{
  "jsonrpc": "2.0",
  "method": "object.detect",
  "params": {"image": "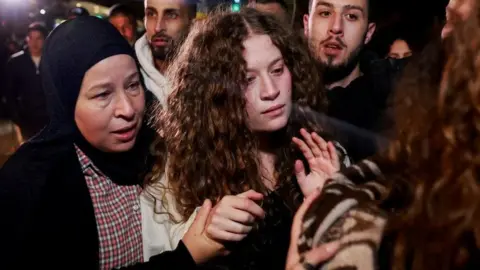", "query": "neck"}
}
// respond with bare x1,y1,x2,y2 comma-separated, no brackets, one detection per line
257,133,278,190
154,59,168,74
326,64,362,89
31,52,41,57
